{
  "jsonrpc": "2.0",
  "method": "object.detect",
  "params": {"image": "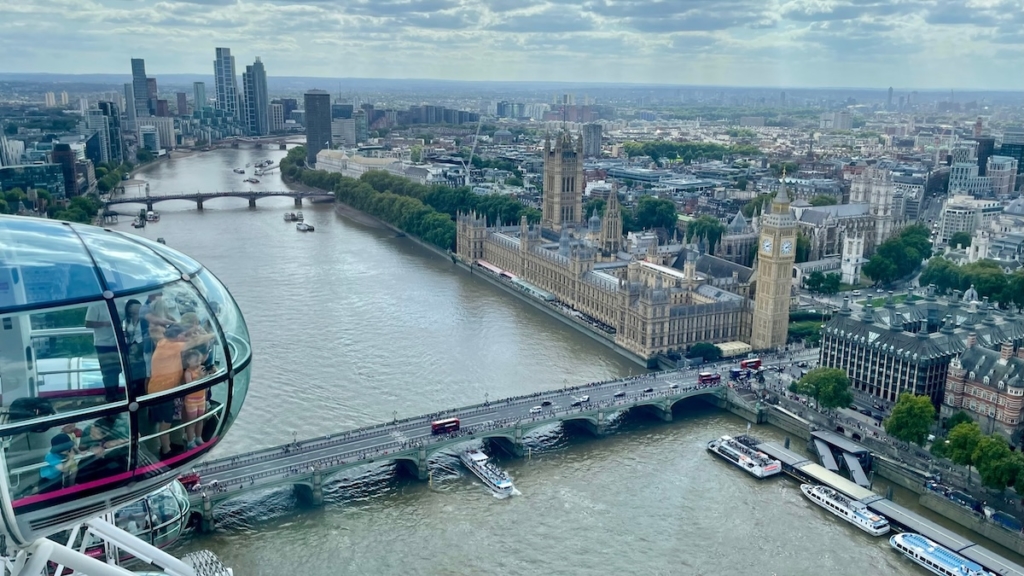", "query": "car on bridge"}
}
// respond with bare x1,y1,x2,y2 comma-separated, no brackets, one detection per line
643,387,654,393
614,391,626,398
541,400,553,407
529,406,543,414
579,395,590,402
